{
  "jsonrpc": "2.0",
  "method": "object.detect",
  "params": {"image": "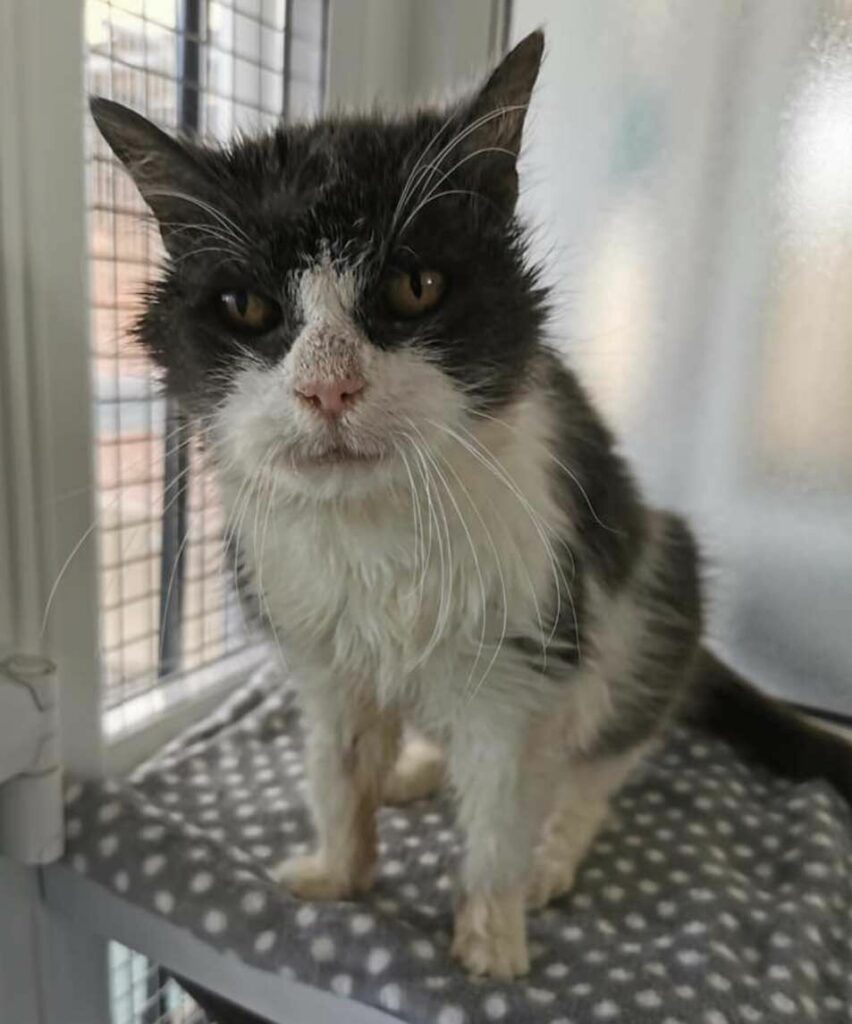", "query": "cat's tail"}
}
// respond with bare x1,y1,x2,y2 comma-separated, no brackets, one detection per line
683,648,852,805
